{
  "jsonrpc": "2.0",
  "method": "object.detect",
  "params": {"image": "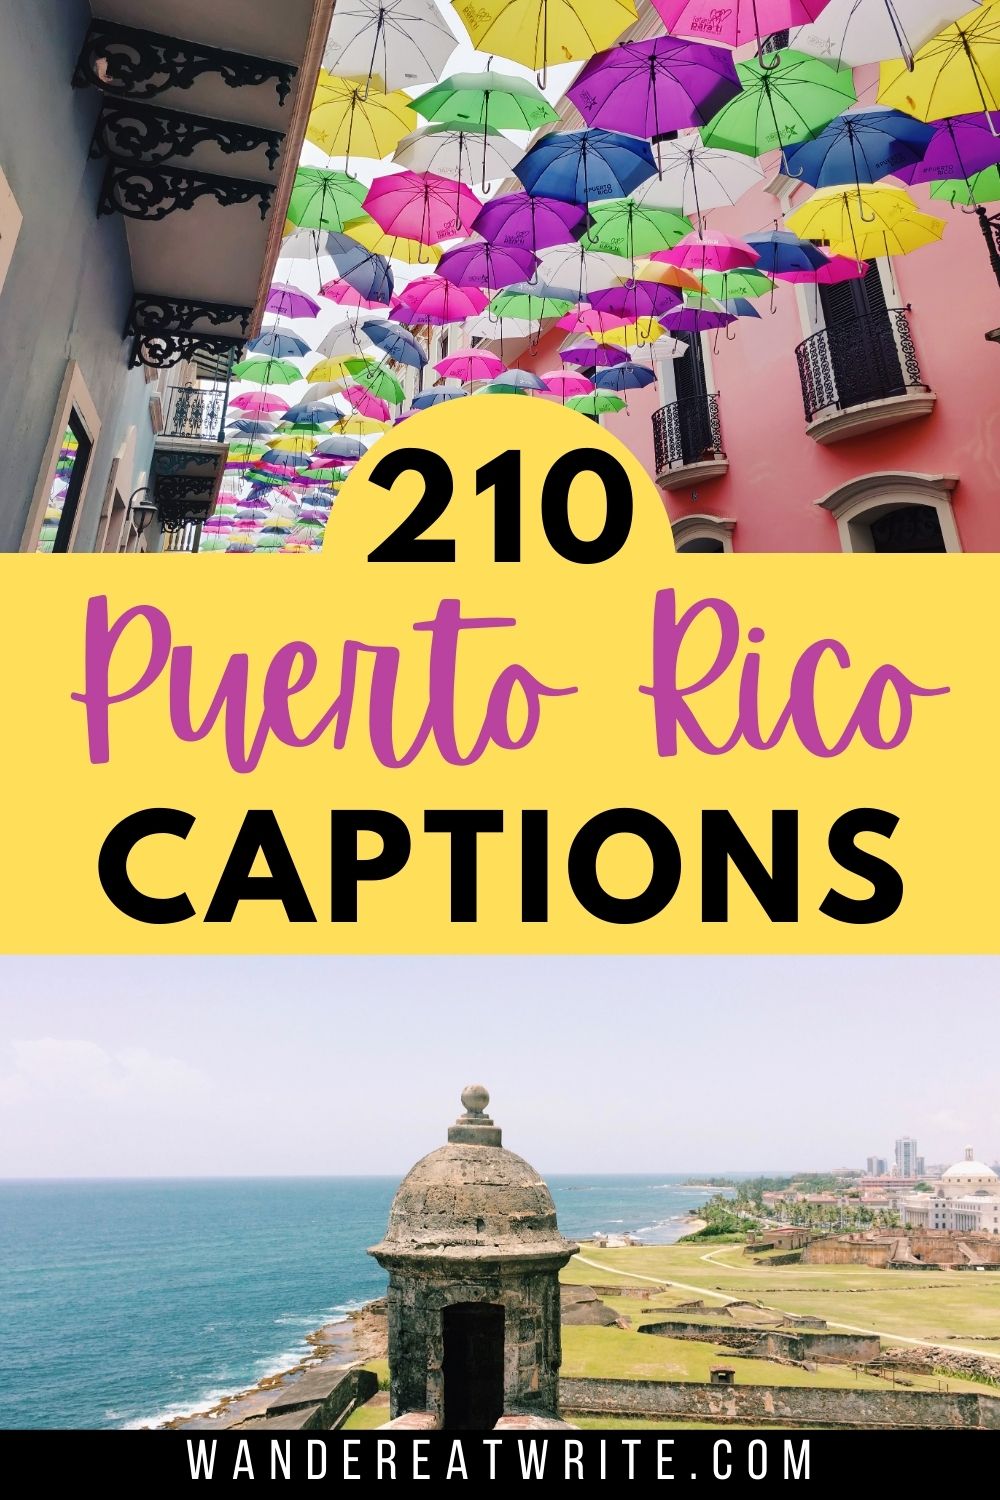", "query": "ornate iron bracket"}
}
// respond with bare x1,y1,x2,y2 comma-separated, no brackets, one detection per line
977,205,1000,293
99,159,275,222
126,295,251,371
153,452,221,476
73,21,297,105
90,98,284,171
154,475,219,530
